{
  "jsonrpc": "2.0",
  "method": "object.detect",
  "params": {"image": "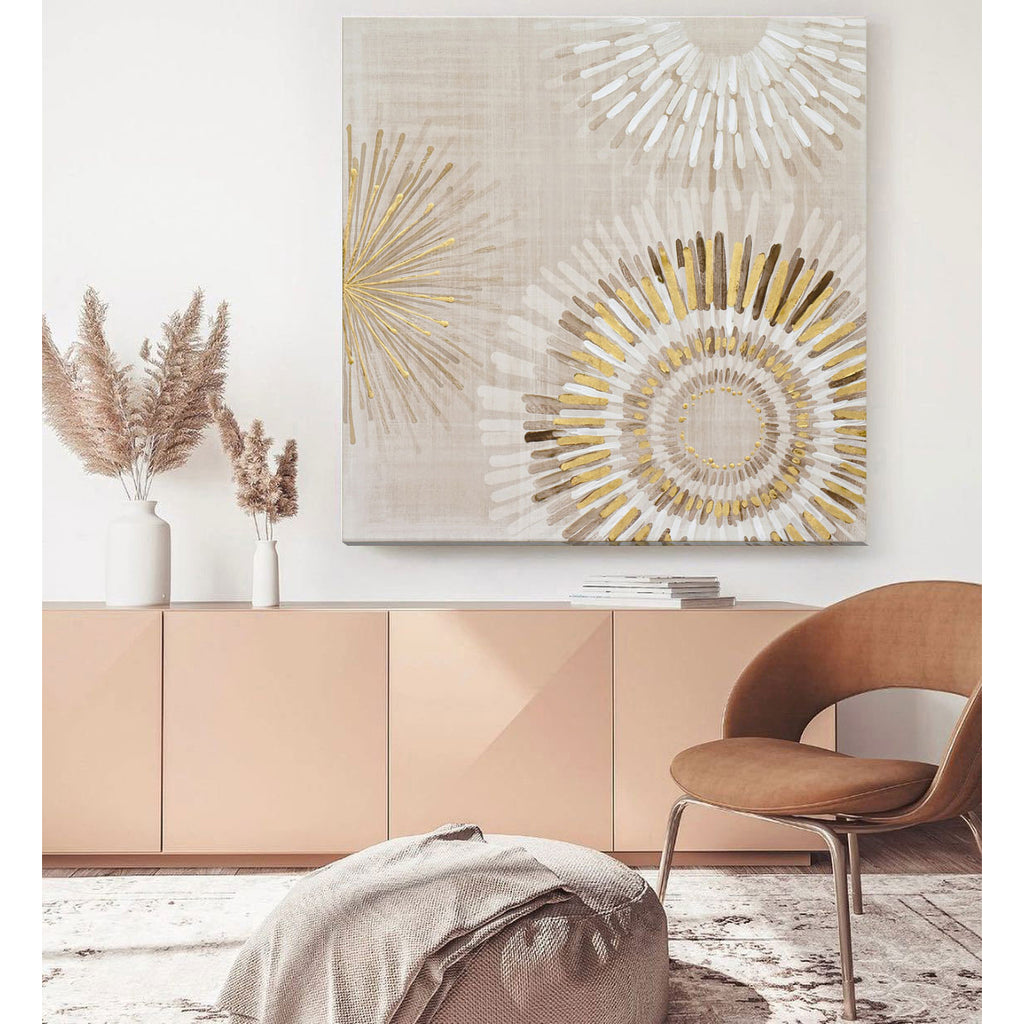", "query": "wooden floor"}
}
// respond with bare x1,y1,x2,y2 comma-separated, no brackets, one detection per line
43,820,980,877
